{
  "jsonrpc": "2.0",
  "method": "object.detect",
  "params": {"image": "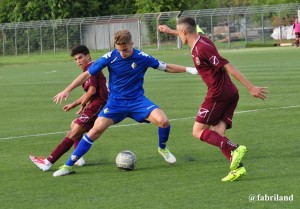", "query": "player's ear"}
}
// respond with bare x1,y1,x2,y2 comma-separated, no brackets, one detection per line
86,54,91,60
